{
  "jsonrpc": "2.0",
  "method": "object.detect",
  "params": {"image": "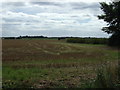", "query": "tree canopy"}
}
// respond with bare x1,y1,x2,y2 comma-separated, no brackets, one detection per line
98,1,120,47
98,1,120,34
